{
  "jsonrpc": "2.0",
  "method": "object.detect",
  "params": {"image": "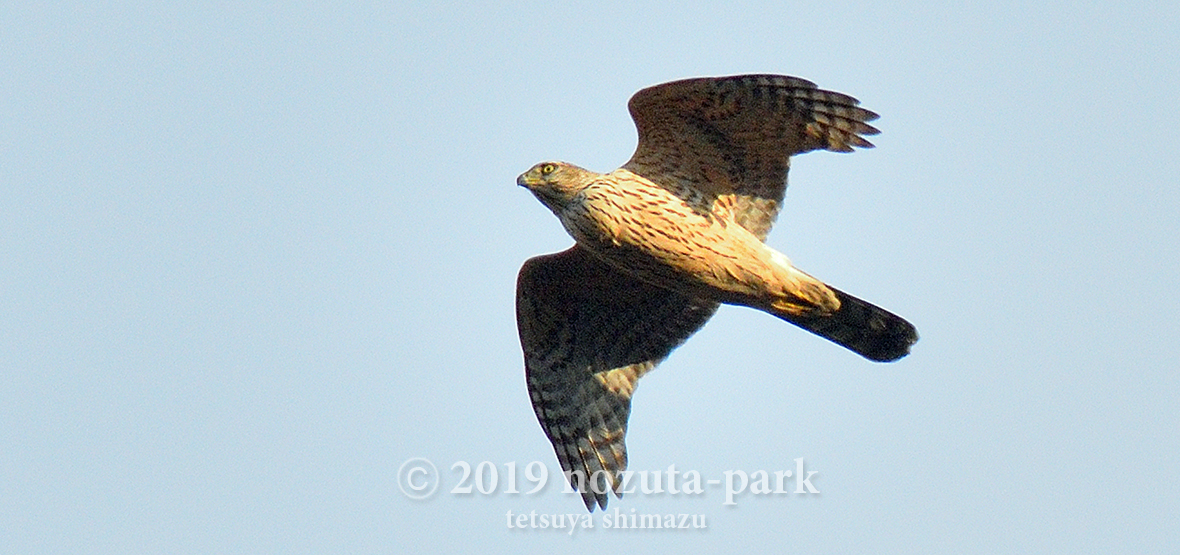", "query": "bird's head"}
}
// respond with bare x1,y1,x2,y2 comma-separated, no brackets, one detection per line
517,161,597,212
